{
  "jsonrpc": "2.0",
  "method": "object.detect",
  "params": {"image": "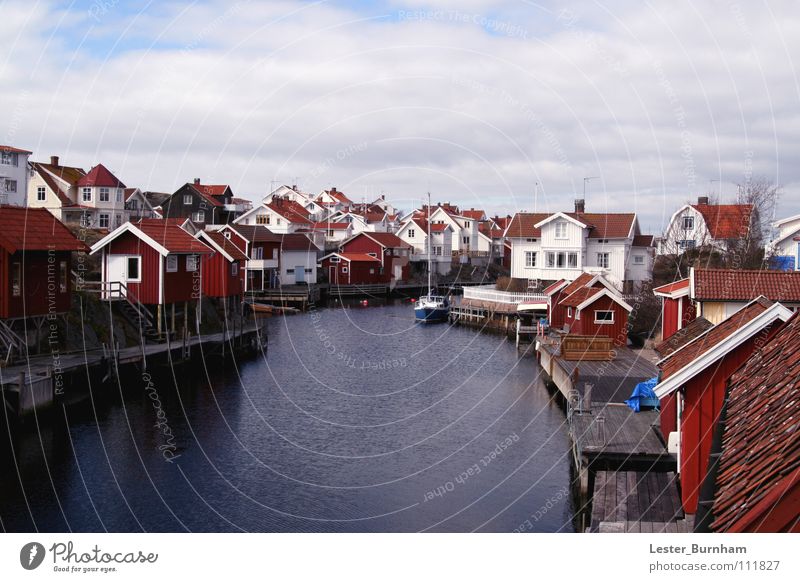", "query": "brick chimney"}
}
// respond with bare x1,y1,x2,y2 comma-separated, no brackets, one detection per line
194,178,201,185
330,186,337,193
697,196,709,205
574,198,585,213
50,155,59,166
